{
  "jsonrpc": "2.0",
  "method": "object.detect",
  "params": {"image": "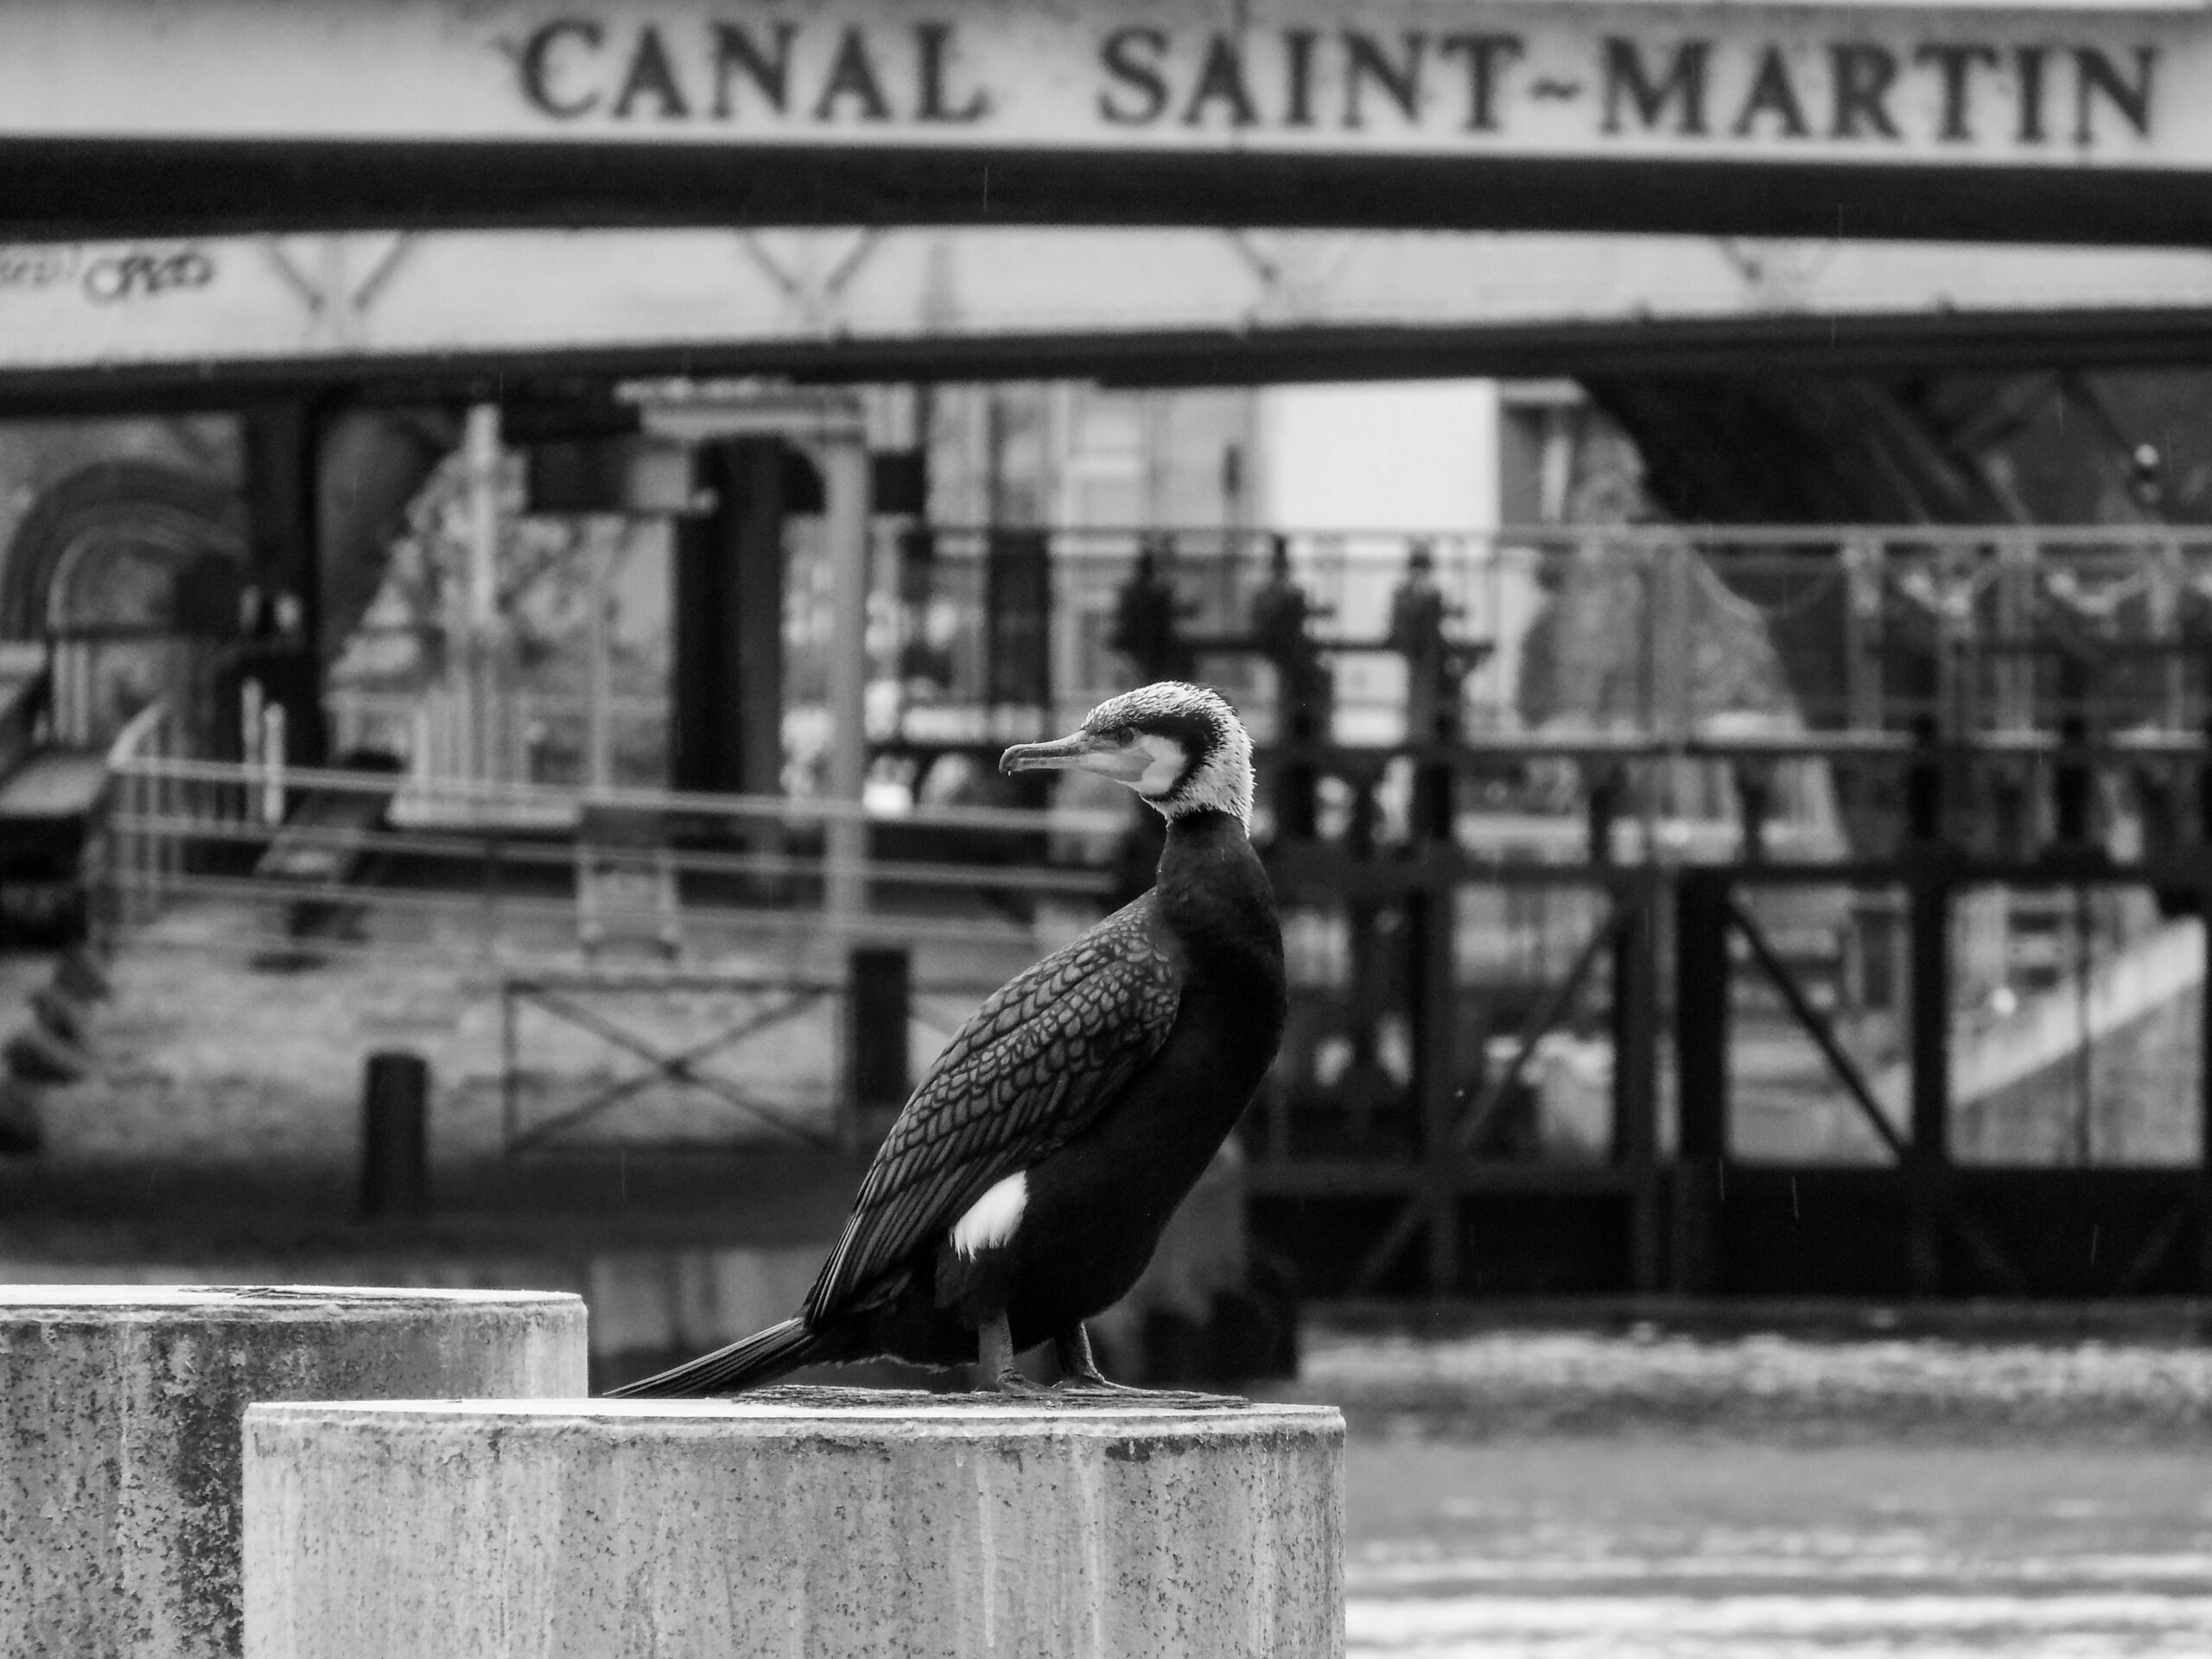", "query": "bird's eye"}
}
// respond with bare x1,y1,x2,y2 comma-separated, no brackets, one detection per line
1114,728,1139,747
